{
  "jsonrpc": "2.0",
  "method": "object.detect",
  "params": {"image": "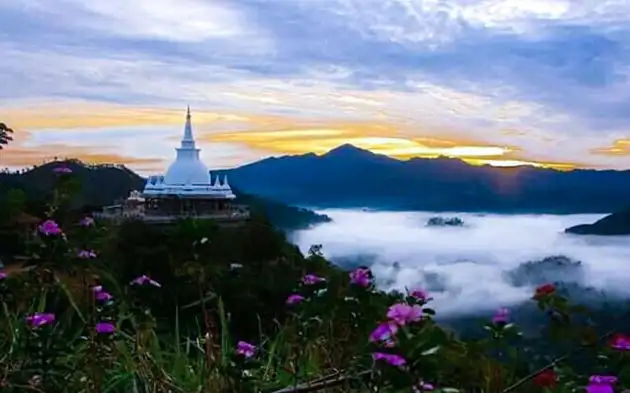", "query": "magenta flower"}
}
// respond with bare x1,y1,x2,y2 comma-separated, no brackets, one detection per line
0,272,6,280
26,312,55,328
79,217,95,227
369,322,398,347
410,288,429,302
372,352,406,367
38,219,61,236
586,375,617,393
53,165,72,174
78,249,97,259
610,334,630,351
236,341,256,358
302,274,326,285
286,294,305,305
130,275,161,287
387,303,423,326
492,308,510,325
96,321,116,334
349,268,371,287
